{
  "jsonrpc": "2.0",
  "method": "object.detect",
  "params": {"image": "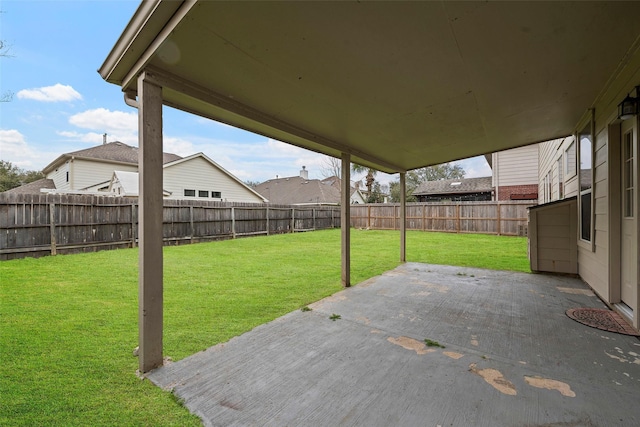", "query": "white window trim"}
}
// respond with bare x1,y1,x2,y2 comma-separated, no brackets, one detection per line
577,110,595,251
